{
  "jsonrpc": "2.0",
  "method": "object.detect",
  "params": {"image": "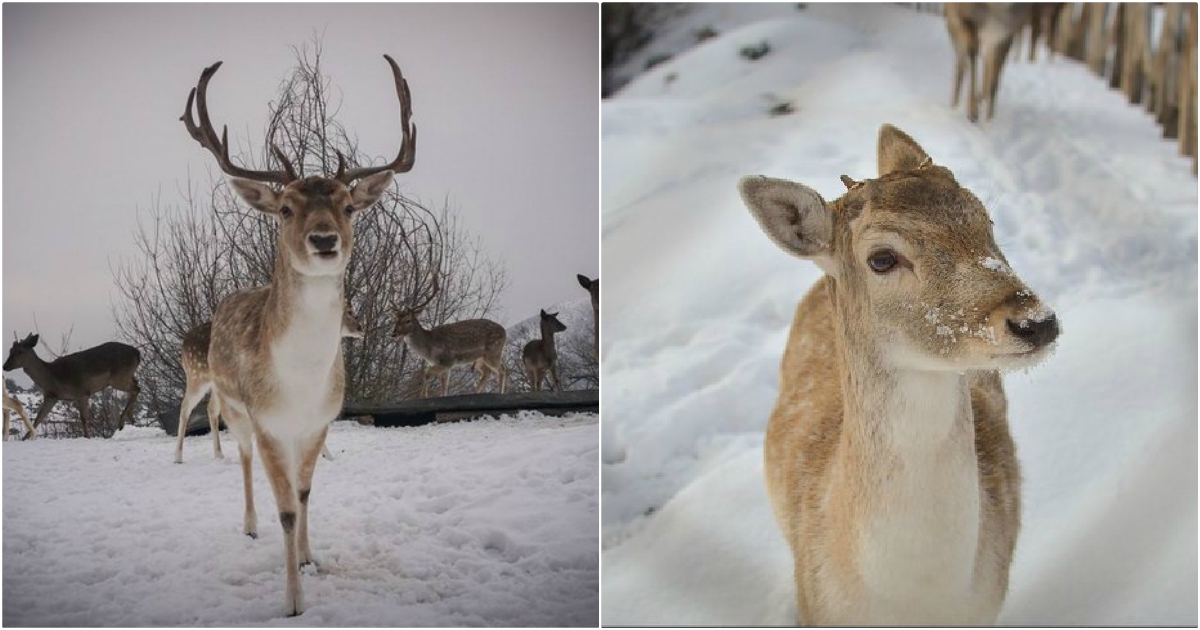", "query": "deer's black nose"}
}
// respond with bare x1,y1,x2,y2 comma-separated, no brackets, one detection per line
309,234,339,252
1007,314,1060,348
